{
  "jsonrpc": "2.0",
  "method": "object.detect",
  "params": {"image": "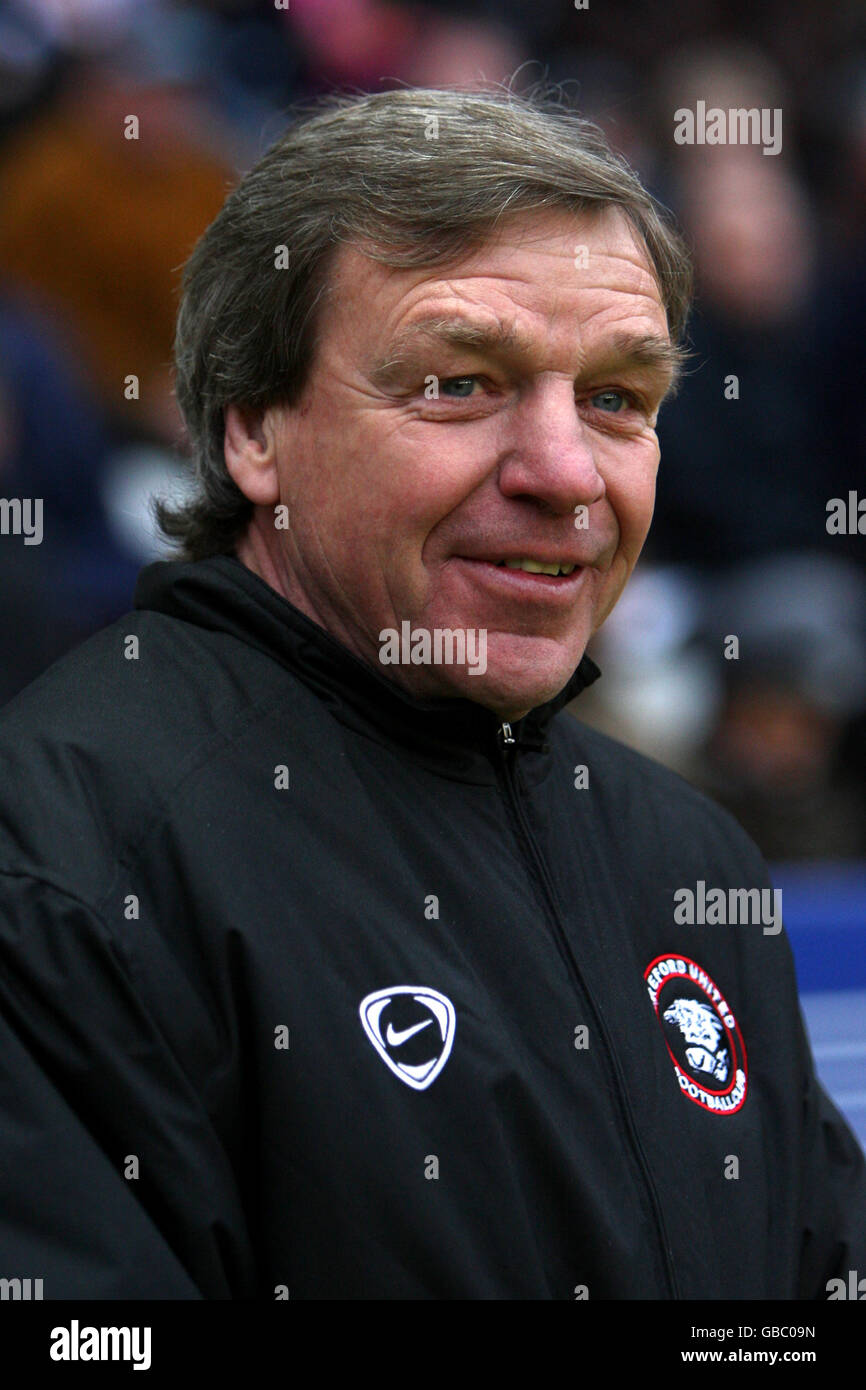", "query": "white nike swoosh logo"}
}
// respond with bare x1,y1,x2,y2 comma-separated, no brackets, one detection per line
386,1019,434,1046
